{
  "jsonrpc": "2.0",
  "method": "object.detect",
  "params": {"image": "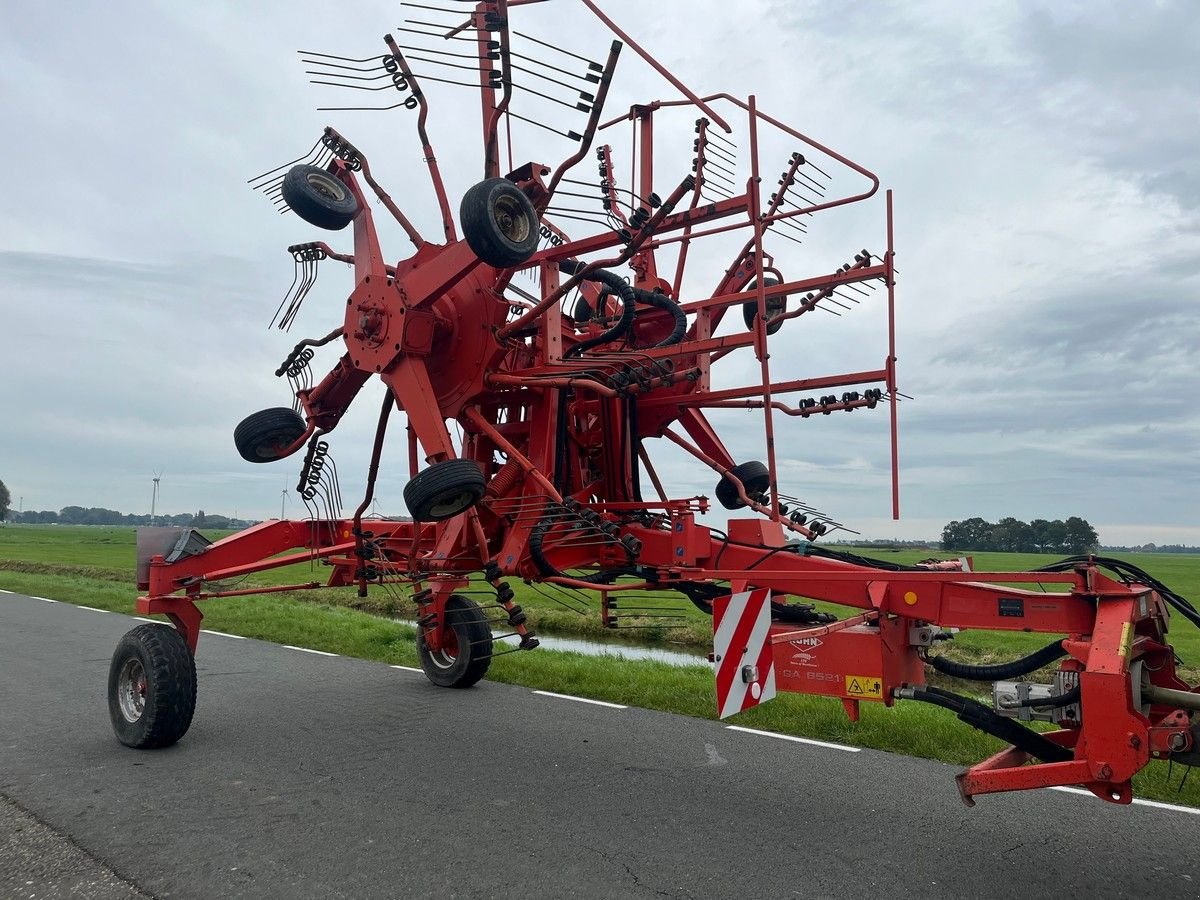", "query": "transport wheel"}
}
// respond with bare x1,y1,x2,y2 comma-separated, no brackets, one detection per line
403,459,486,521
459,177,540,268
741,276,787,335
281,164,360,231
715,460,771,510
108,624,197,749
233,407,307,463
417,595,493,688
